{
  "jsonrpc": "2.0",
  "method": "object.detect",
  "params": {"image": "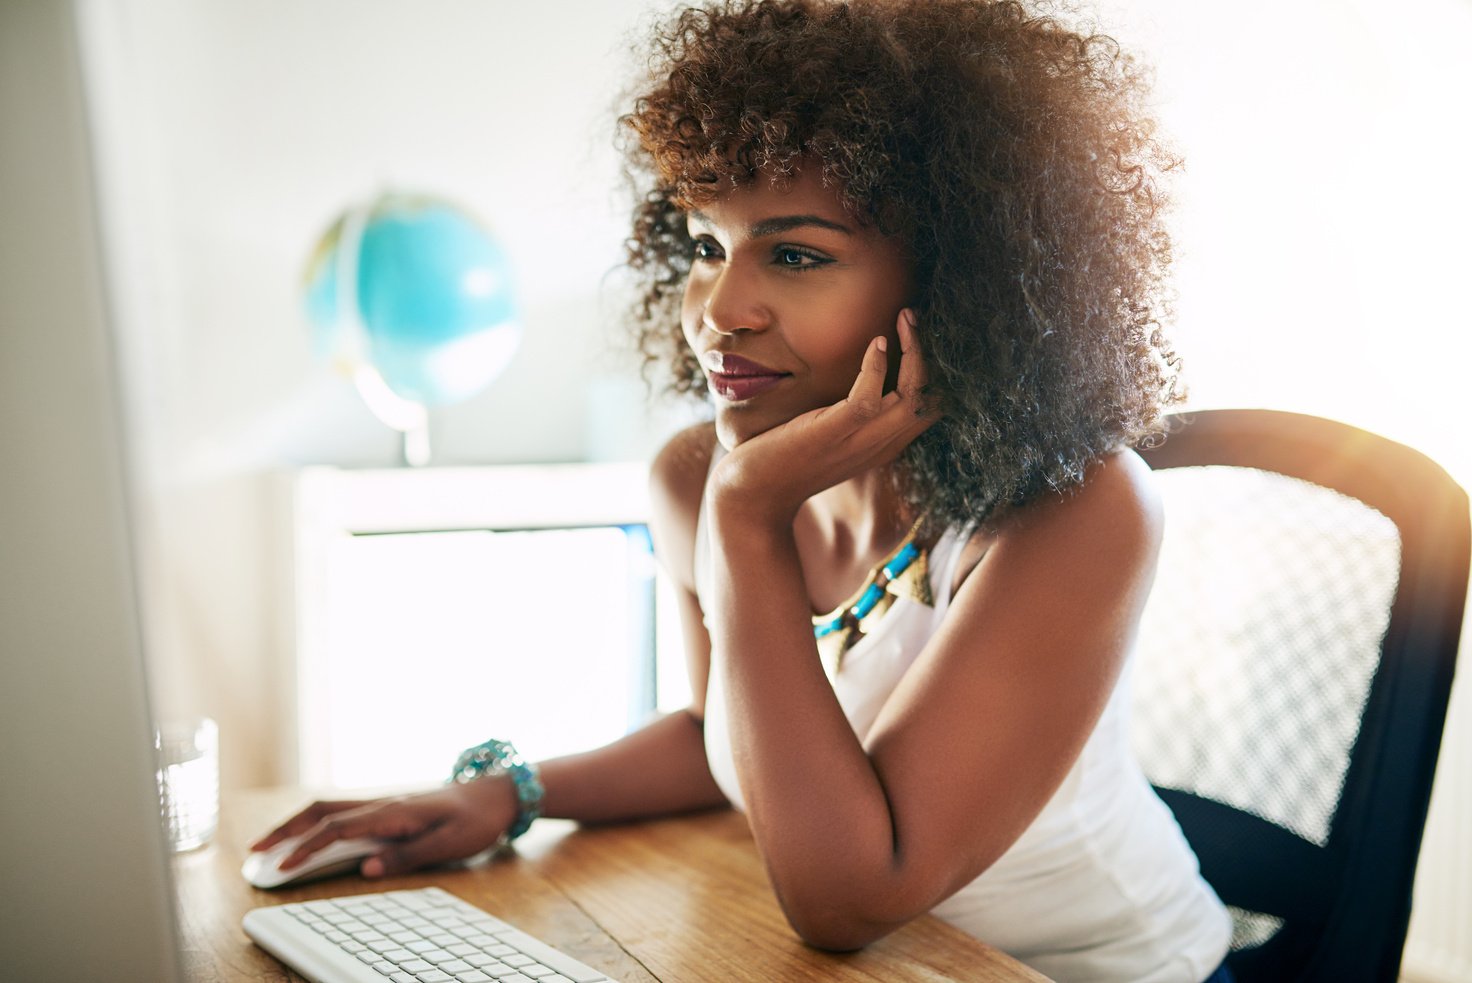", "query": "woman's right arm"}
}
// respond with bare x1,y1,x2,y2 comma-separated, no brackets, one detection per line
252,423,723,876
